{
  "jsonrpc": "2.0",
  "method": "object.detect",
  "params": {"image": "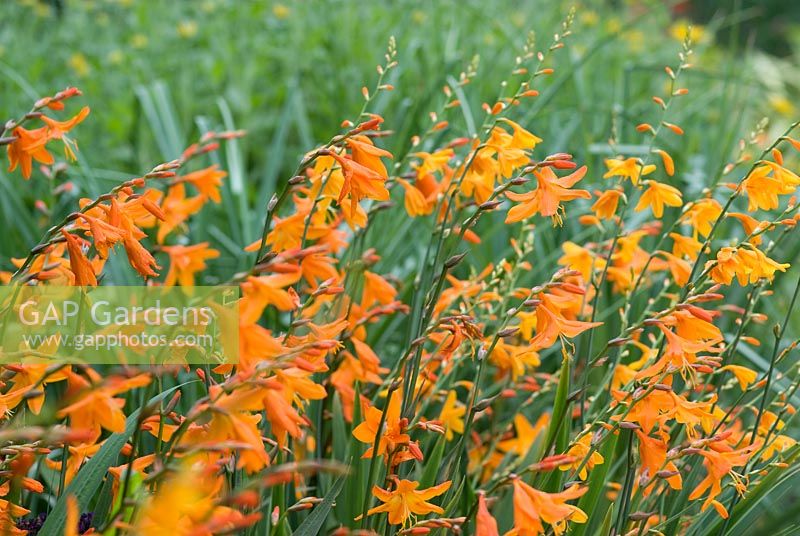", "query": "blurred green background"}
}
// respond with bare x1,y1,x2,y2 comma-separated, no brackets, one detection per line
2,0,799,271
